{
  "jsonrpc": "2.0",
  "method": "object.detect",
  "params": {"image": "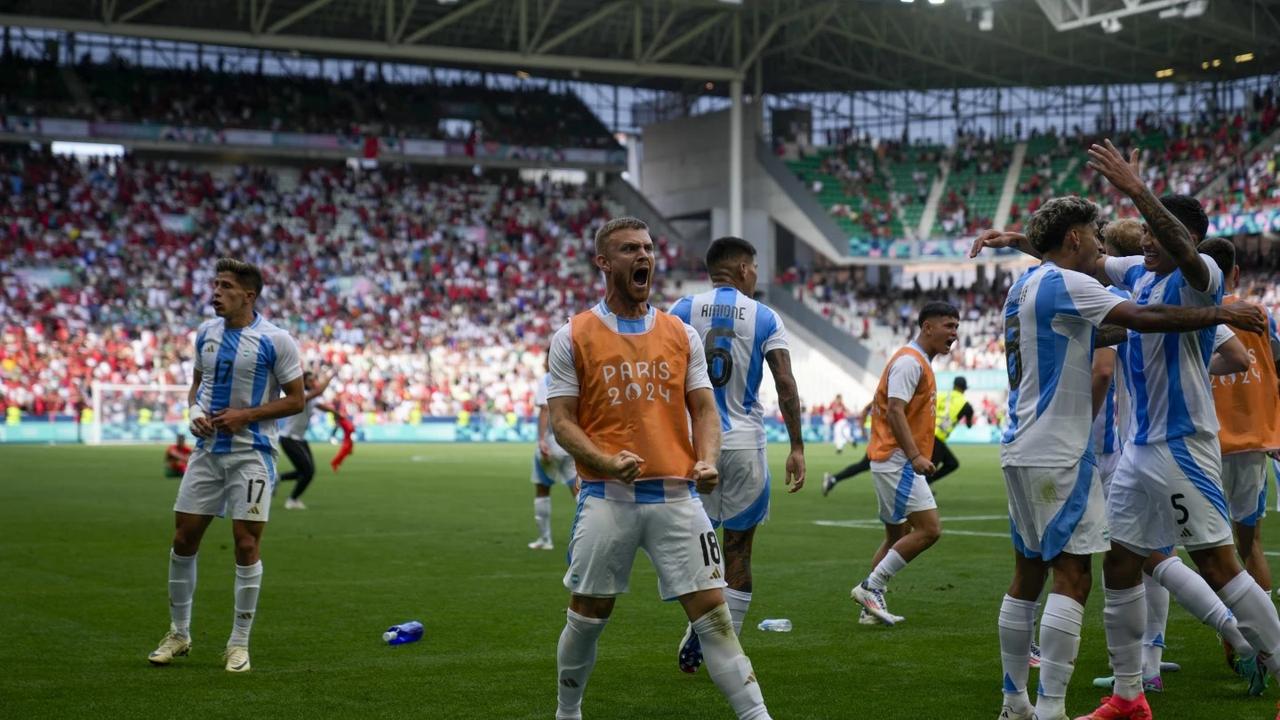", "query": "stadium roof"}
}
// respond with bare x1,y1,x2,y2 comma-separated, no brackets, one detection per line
1,0,1276,92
